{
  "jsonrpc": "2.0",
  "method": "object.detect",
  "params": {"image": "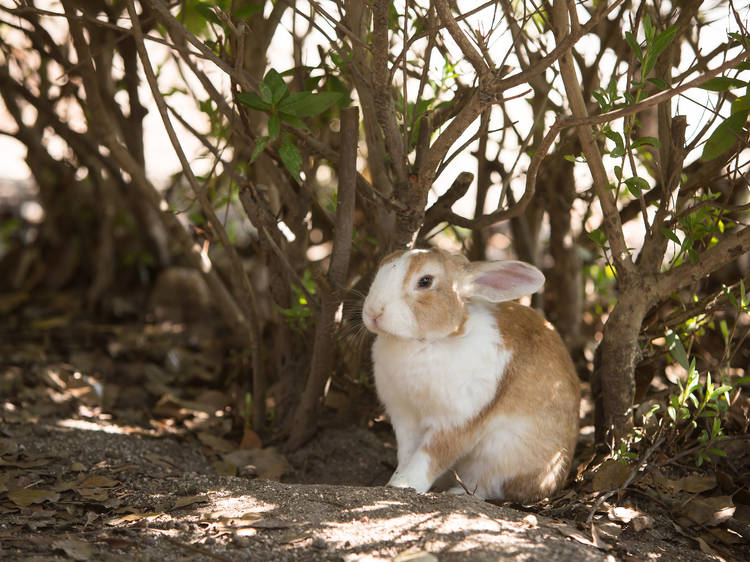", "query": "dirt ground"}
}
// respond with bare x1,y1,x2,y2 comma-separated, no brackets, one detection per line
0,419,736,562
1,294,748,561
